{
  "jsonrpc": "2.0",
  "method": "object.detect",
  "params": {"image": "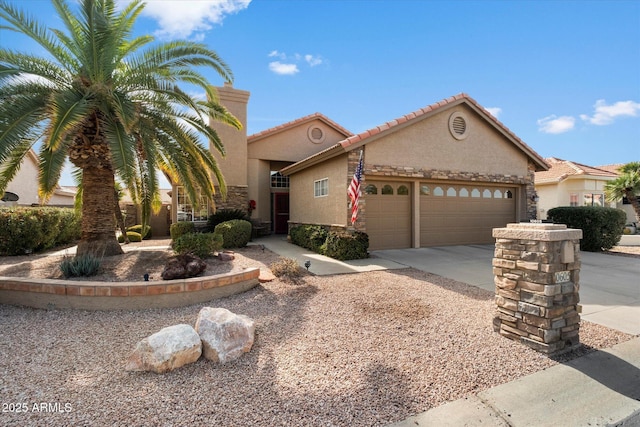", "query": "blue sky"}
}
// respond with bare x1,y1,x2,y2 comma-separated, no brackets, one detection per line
2,0,639,187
